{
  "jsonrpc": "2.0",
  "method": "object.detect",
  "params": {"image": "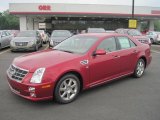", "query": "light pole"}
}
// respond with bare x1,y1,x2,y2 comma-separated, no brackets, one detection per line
132,0,135,18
